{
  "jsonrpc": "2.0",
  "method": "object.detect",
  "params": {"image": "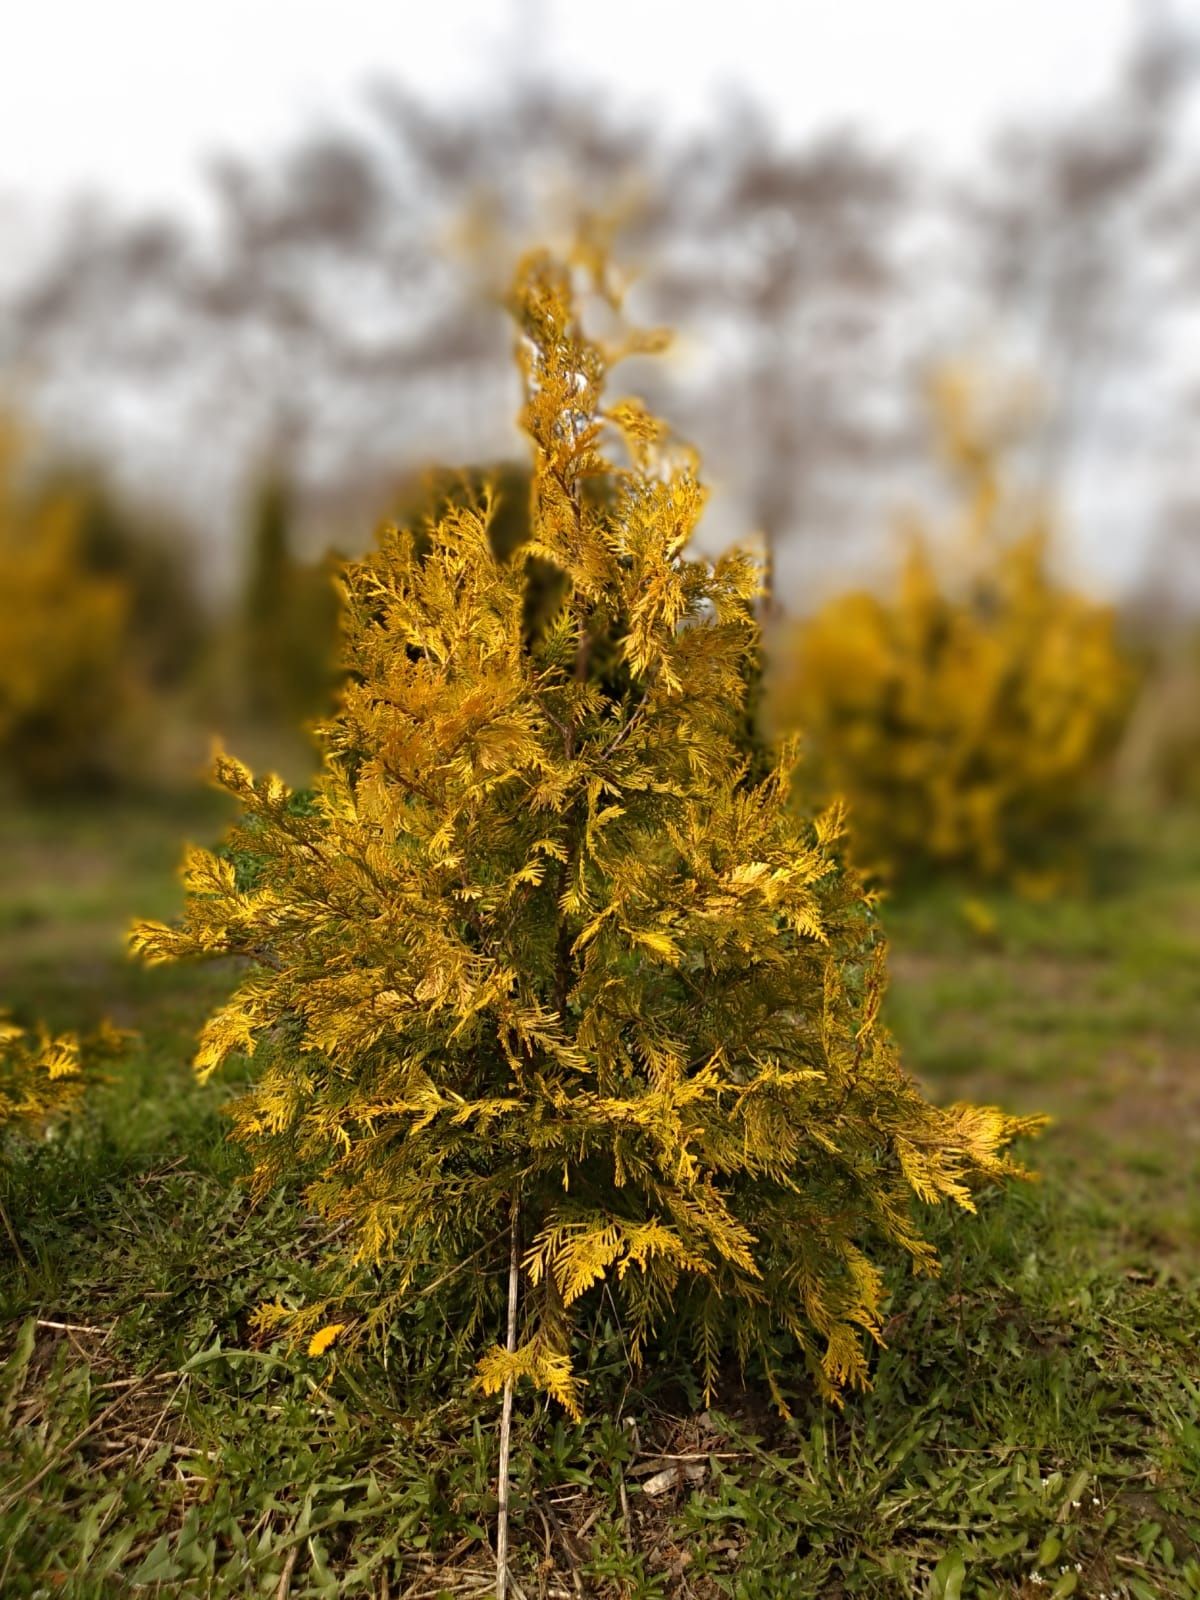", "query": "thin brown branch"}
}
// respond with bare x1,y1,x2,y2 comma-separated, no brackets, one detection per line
494,1189,521,1600
275,1539,301,1600
0,1197,28,1271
